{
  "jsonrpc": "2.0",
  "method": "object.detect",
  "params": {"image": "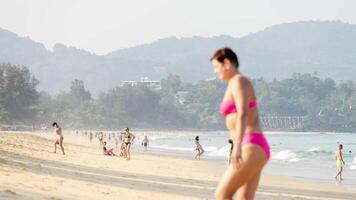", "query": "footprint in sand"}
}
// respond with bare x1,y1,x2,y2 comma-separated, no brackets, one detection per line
4,189,17,195
49,197,63,200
